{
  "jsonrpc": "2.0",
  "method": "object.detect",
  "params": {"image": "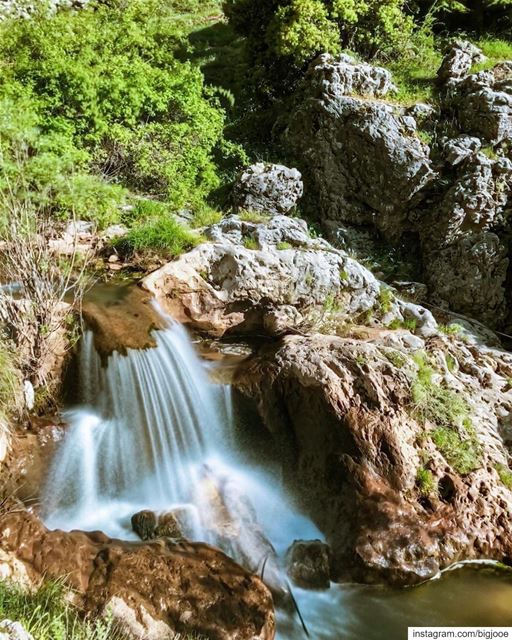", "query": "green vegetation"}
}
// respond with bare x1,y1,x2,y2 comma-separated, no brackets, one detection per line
377,287,395,314
411,351,468,428
242,237,260,250
224,0,415,98
446,353,457,373
416,467,437,496
0,580,124,640
495,463,512,490
276,241,293,250
238,210,270,223
387,318,417,331
0,337,20,424
384,350,408,368
410,352,481,474
323,292,341,313
116,216,202,258
431,423,481,475
0,0,244,233
439,323,463,336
